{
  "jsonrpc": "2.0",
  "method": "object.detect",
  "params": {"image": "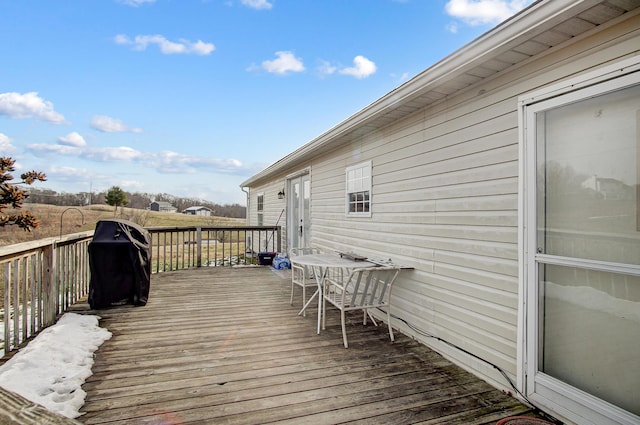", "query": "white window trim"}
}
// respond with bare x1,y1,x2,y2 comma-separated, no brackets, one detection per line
286,167,311,180
256,192,264,226
345,160,372,217
518,56,640,425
